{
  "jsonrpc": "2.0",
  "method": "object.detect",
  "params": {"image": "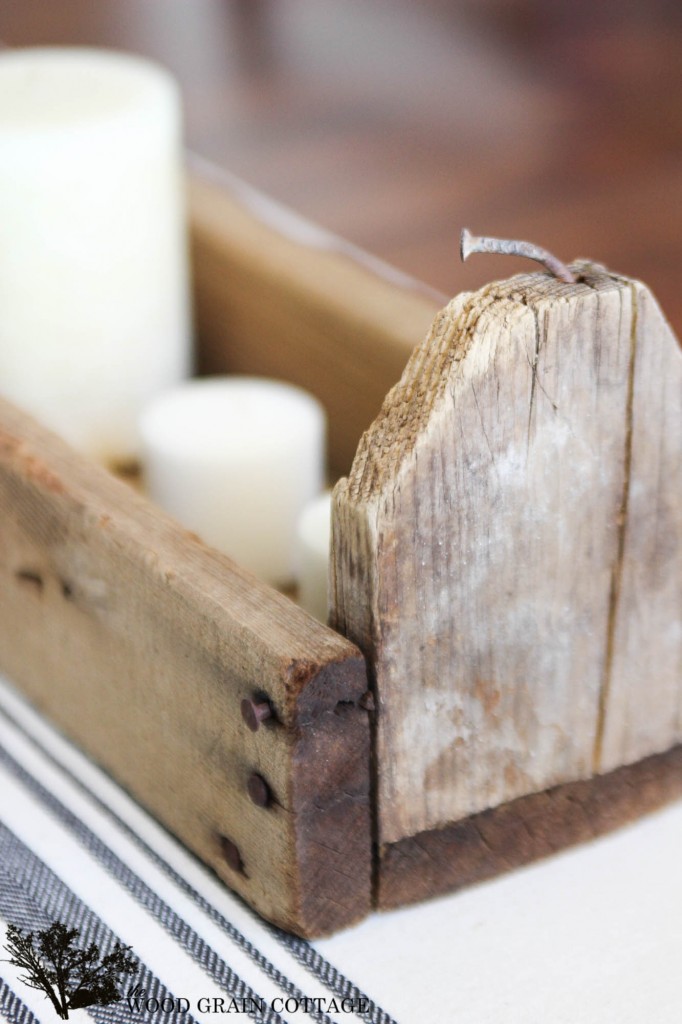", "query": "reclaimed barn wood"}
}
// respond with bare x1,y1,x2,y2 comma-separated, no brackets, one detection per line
331,263,682,848
0,397,371,938
188,161,444,477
